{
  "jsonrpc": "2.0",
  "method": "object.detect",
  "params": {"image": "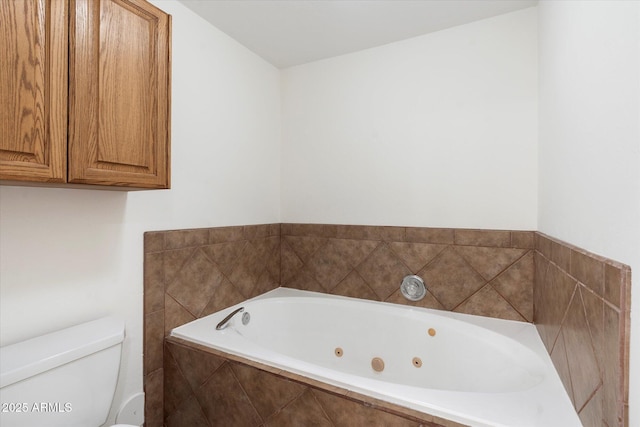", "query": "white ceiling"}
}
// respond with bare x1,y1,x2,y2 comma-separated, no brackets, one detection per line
178,0,538,69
